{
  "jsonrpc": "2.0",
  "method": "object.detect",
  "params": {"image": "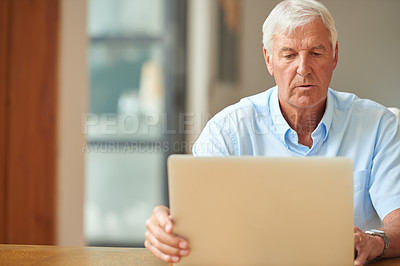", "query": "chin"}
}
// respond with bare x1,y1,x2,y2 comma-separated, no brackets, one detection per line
291,97,325,110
